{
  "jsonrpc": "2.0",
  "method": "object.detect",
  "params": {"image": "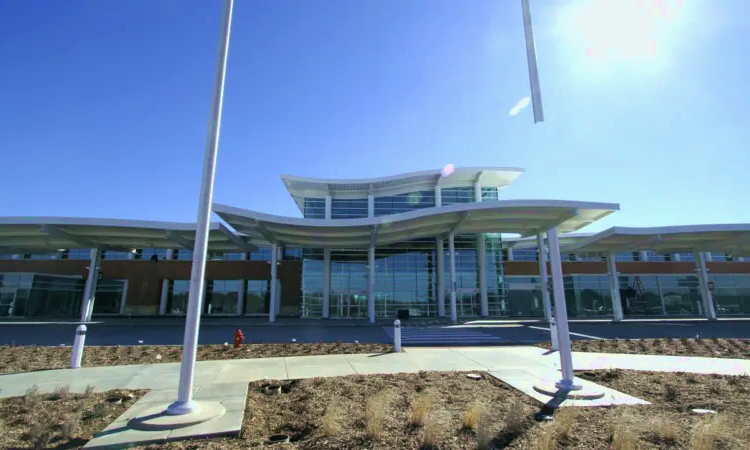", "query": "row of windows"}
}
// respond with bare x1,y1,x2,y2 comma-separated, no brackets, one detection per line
167,279,270,315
